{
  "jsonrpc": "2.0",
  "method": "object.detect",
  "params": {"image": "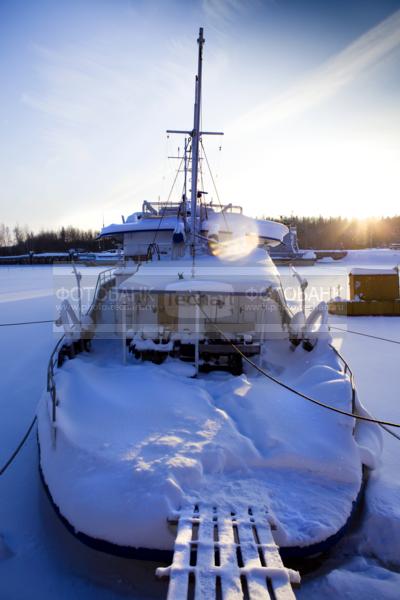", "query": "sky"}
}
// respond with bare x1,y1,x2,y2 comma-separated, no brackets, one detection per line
0,0,400,232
